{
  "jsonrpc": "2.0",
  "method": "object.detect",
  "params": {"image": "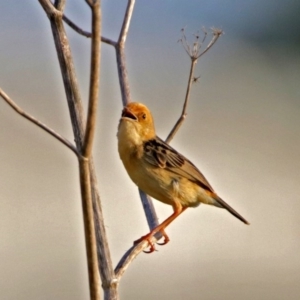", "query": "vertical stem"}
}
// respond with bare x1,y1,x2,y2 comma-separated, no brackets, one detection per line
47,9,117,299
83,1,101,157
50,14,86,147
79,157,101,300
115,46,131,106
